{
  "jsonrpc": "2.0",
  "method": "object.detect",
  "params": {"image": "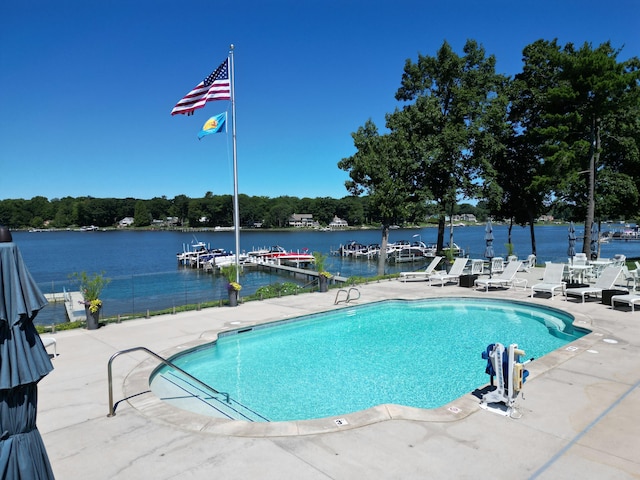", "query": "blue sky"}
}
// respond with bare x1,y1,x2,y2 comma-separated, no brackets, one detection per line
1,0,638,201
